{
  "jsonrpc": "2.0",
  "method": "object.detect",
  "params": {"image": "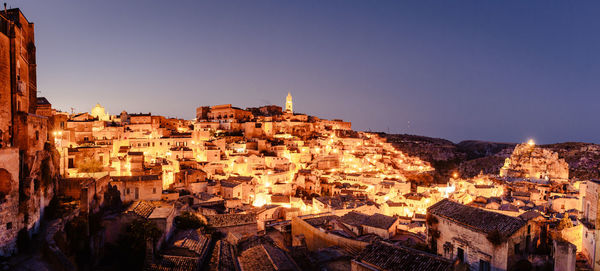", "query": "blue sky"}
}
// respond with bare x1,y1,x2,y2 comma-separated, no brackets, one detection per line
12,0,600,143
